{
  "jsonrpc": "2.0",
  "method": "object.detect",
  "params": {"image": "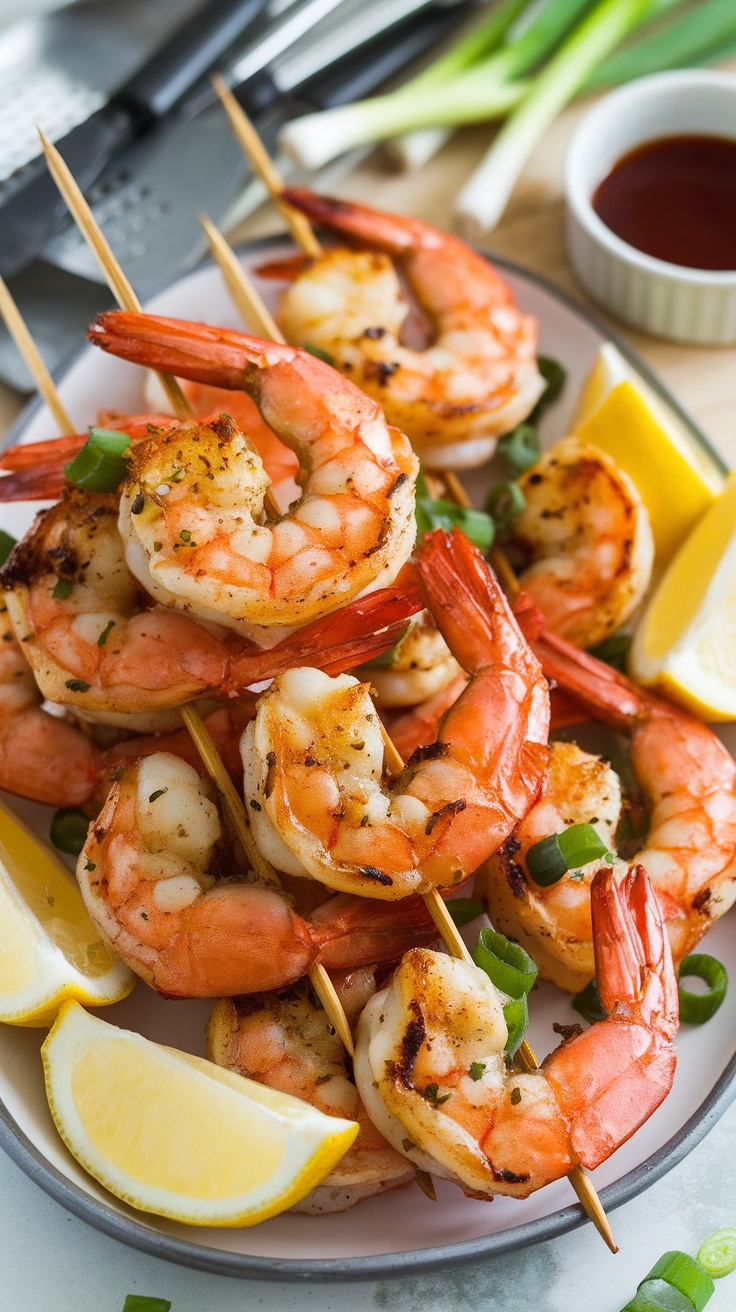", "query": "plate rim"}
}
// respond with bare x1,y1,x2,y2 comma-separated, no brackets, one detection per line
0,241,733,1282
